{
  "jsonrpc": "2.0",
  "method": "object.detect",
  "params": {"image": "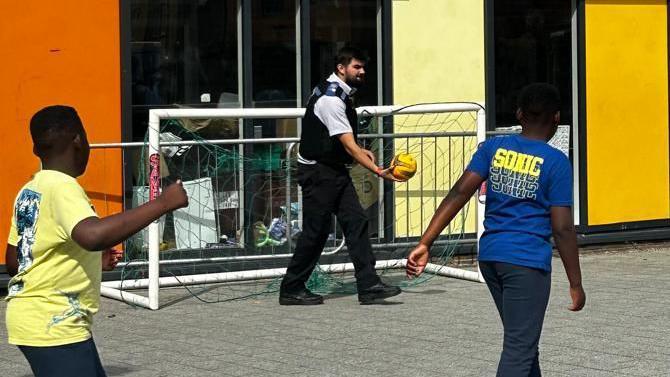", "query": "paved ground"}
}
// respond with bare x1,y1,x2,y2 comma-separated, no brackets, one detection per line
1,243,669,377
